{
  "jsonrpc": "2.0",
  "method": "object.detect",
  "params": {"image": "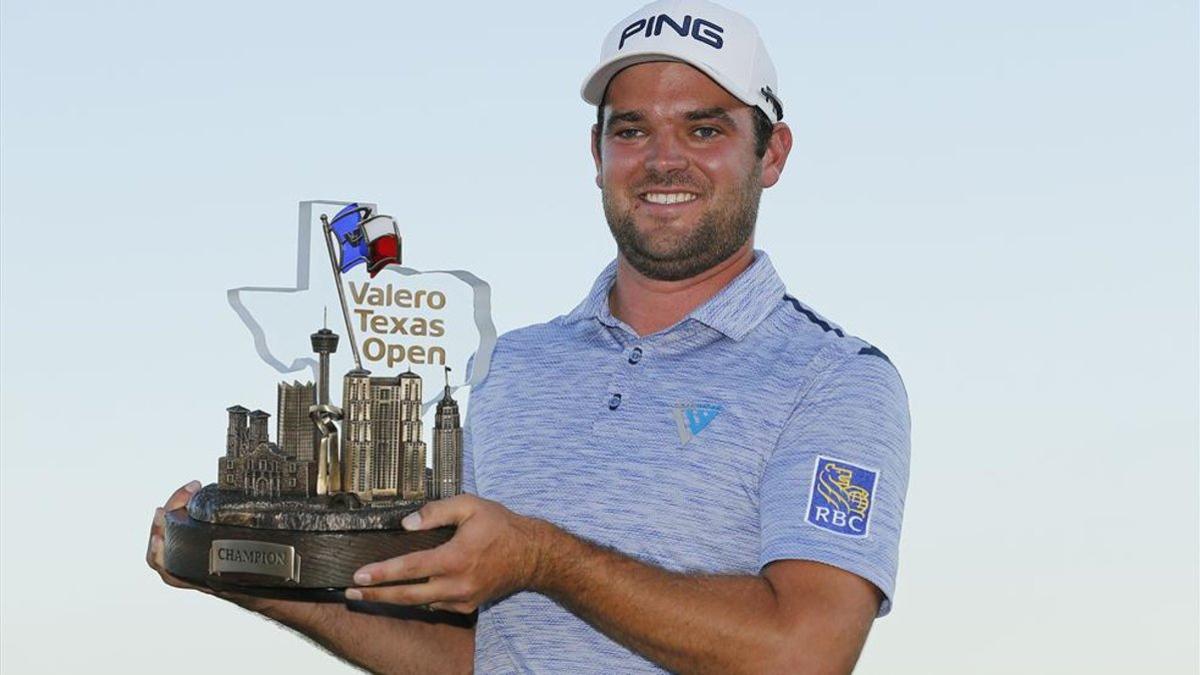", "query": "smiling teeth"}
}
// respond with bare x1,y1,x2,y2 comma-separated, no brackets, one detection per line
644,192,697,204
